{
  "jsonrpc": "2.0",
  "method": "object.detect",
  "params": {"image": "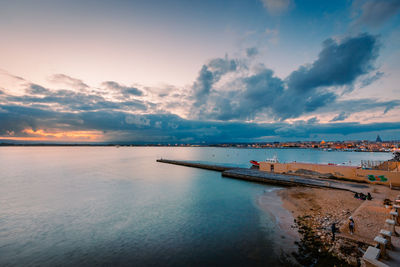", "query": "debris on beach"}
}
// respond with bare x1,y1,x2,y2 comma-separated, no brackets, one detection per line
292,214,367,266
